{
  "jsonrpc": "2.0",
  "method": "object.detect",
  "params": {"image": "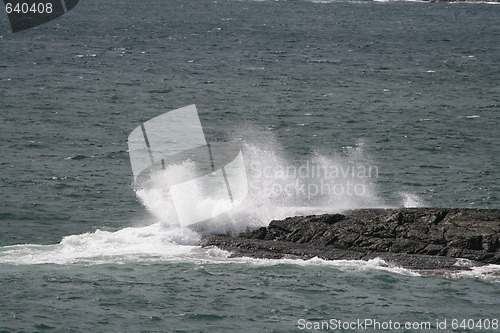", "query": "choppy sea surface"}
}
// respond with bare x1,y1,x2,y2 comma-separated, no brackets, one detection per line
0,0,499,332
